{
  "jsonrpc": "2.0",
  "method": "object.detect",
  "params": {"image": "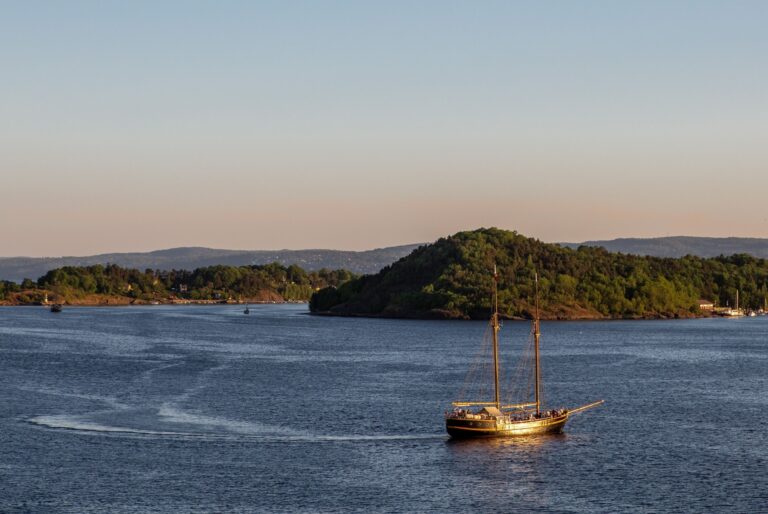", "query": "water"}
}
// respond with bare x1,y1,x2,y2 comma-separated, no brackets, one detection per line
1,305,766,513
